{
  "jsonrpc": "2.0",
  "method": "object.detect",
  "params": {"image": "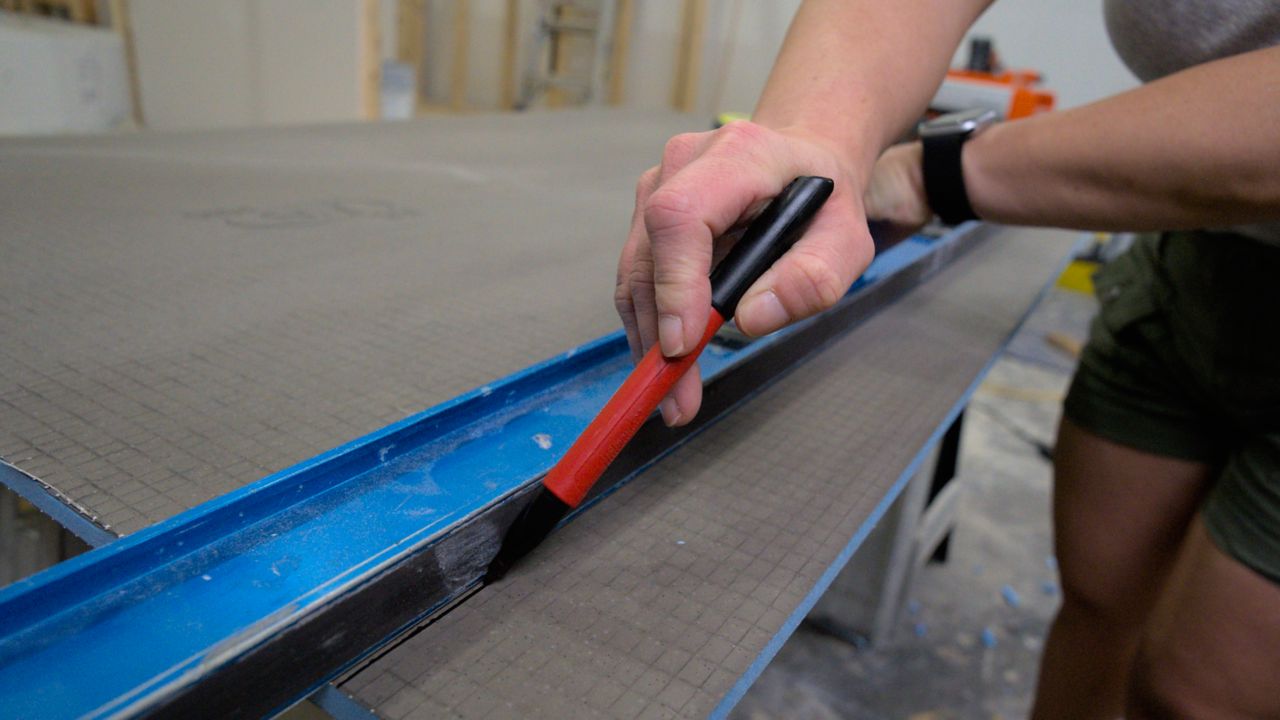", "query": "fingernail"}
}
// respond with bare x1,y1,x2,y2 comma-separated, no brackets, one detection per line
658,314,685,356
659,397,682,426
740,291,789,335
